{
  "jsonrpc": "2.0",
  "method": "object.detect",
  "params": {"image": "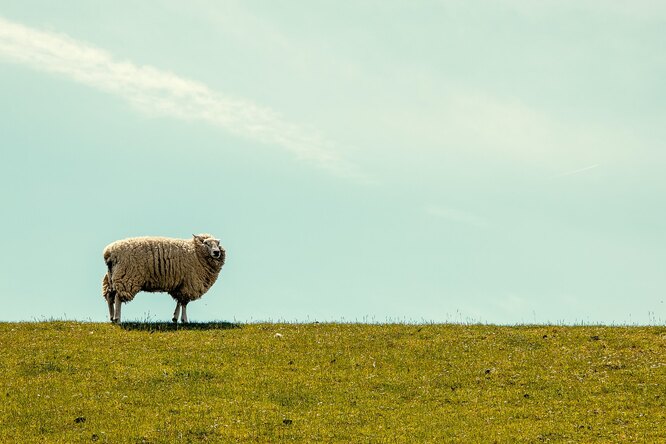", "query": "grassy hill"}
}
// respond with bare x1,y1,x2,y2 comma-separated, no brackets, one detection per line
0,322,664,442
